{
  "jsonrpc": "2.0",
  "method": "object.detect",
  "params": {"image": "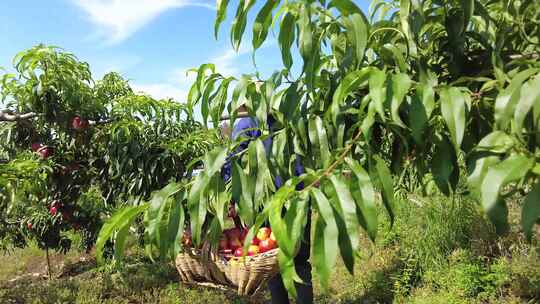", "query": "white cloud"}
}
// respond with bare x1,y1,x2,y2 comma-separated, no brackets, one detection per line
210,42,253,76
218,39,276,75
73,0,214,44
168,67,197,87
131,68,194,102
130,40,276,102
